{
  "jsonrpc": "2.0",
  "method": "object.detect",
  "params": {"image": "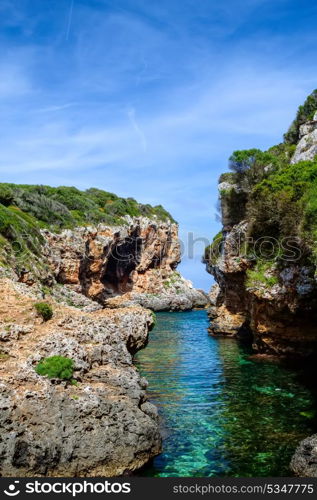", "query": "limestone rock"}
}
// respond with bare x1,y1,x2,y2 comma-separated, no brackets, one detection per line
291,434,317,477
204,215,317,357
42,217,208,311
0,279,161,477
291,113,317,164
